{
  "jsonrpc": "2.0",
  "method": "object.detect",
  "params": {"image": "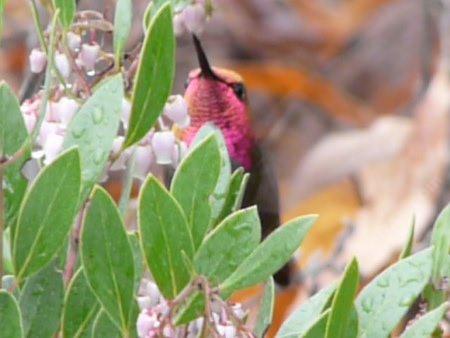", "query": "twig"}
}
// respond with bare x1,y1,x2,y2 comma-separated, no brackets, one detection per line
63,205,86,286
